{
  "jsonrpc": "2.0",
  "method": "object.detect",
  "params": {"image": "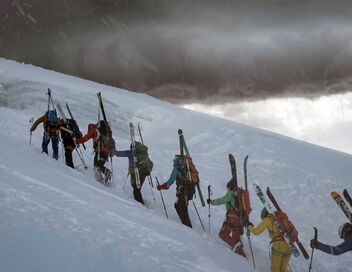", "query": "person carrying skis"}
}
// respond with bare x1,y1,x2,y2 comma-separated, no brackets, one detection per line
112,142,153,205
30,110,62,160
157,155,196,228
60,118,83,168
310,222,352,255
207,179,247,257
245,208,291,272
76,120,115,182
